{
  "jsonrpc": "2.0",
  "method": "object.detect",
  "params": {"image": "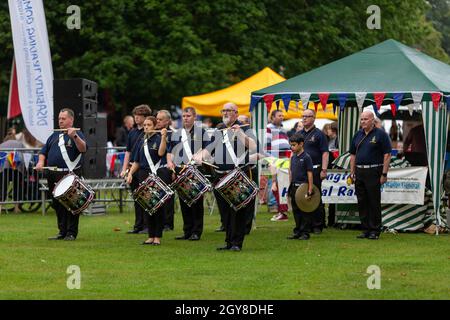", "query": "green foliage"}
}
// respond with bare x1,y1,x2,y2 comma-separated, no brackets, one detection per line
427,0,450,56
0,0,449,114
